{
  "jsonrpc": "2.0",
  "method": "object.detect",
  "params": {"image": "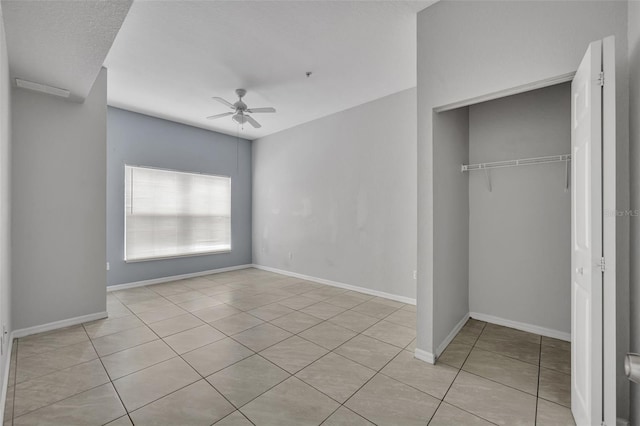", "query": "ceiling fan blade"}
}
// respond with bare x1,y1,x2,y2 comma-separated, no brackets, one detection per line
212,97,235,109
246,107,276,114
206,111,233,120
245,115,262,128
